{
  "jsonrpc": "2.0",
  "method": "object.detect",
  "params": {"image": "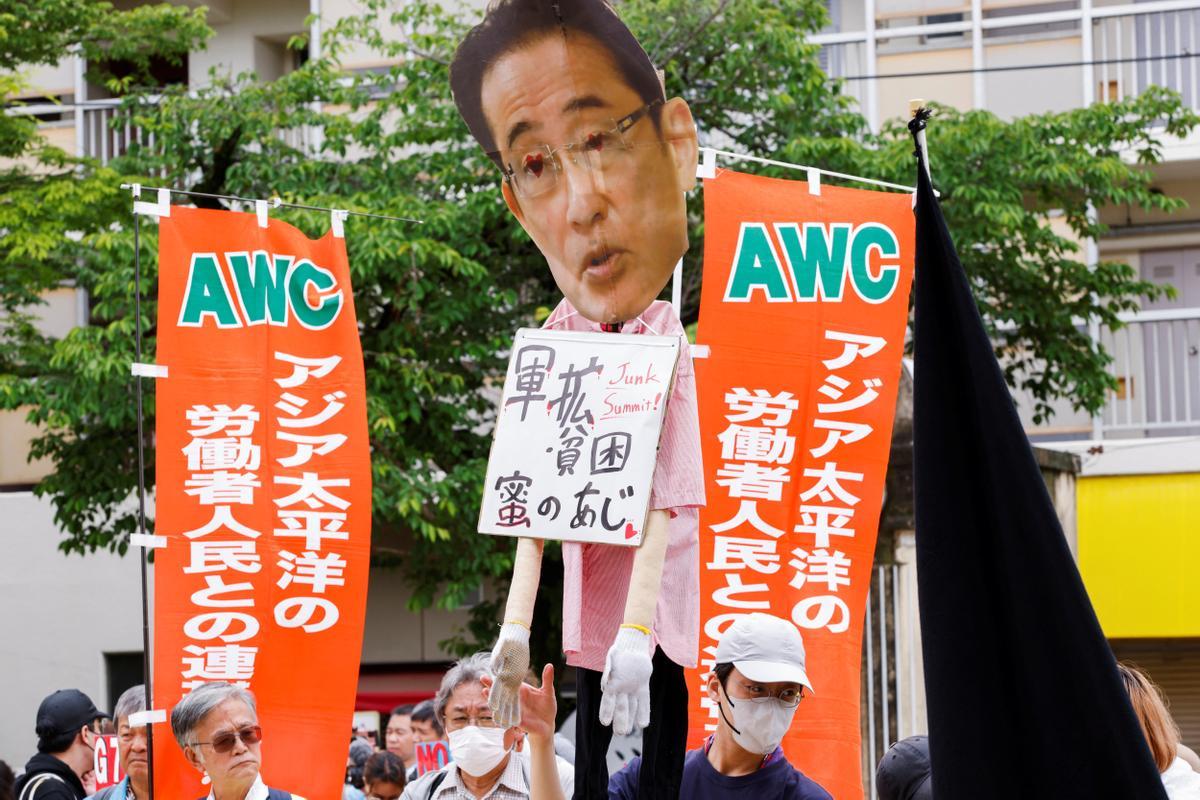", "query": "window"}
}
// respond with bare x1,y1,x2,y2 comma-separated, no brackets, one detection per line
922,12,966,41
105,652,145,710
